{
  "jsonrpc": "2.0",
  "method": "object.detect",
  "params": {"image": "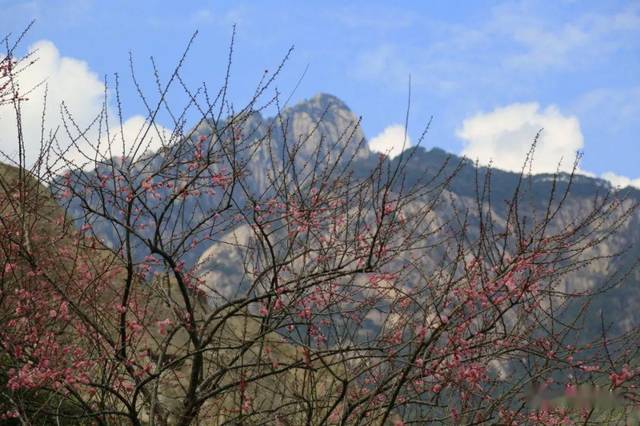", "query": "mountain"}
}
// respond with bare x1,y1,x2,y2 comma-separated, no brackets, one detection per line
57,93,640,338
